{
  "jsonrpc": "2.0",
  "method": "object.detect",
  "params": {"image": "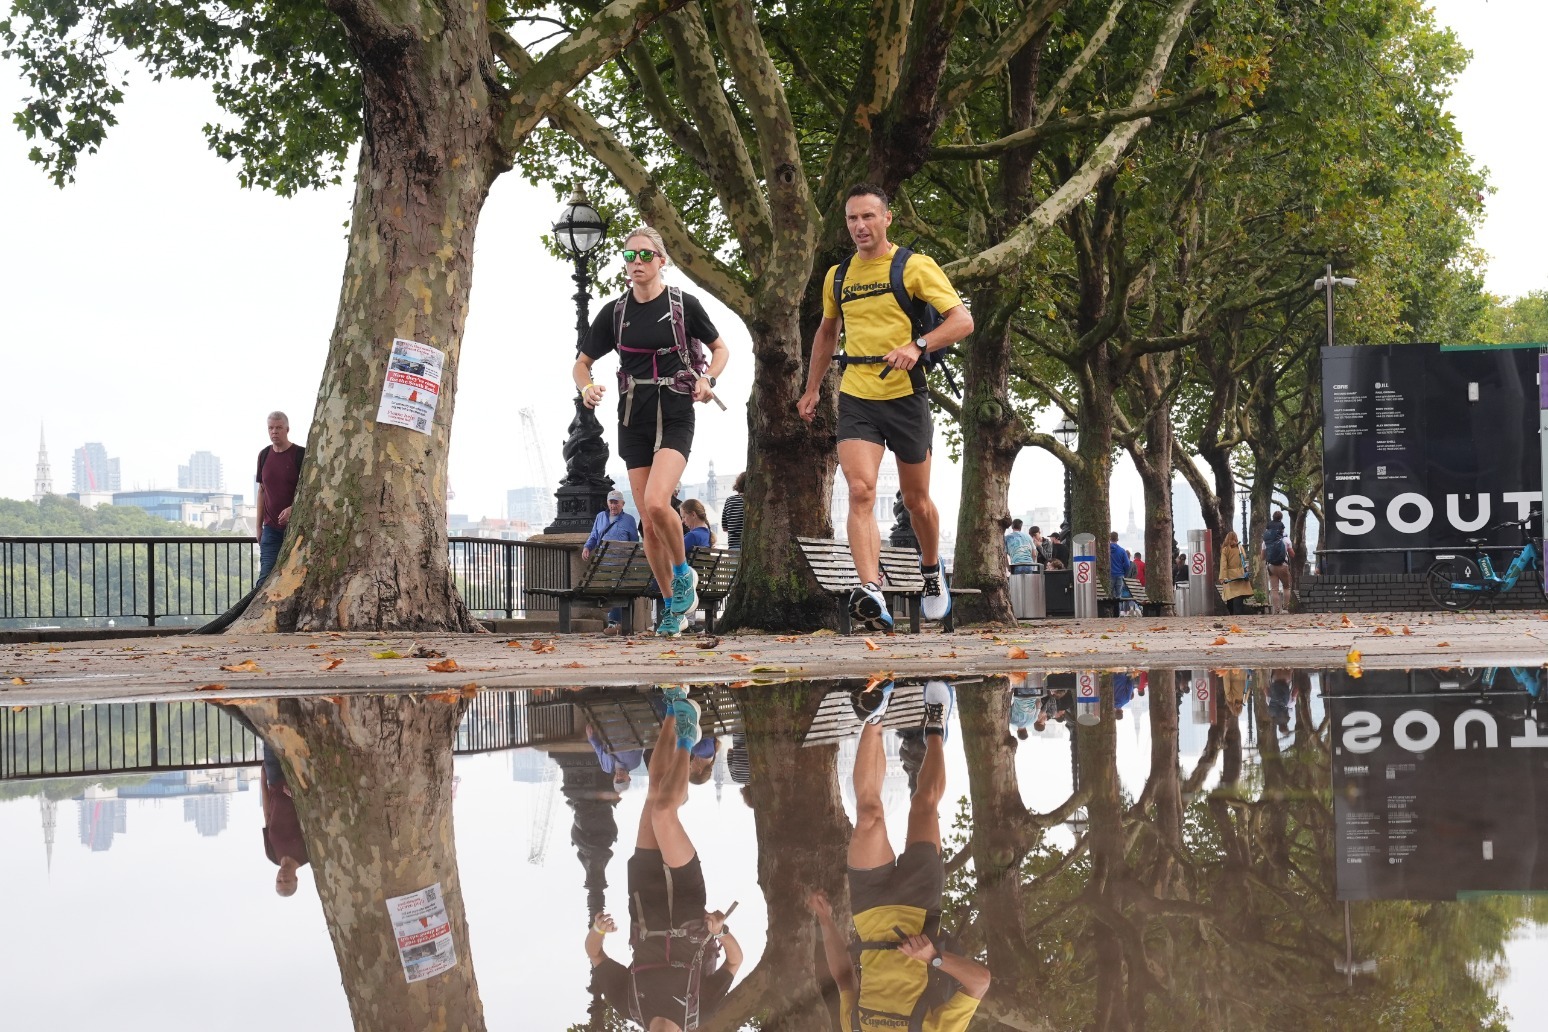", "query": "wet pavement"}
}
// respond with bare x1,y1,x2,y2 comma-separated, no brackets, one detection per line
4,669,1548,1030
